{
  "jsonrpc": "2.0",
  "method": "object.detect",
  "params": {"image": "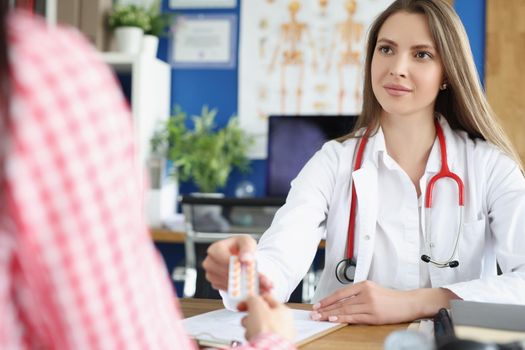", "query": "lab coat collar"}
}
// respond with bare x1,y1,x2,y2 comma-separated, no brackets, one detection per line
369,127,387,169
349,125,386,170
357,115,459,173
